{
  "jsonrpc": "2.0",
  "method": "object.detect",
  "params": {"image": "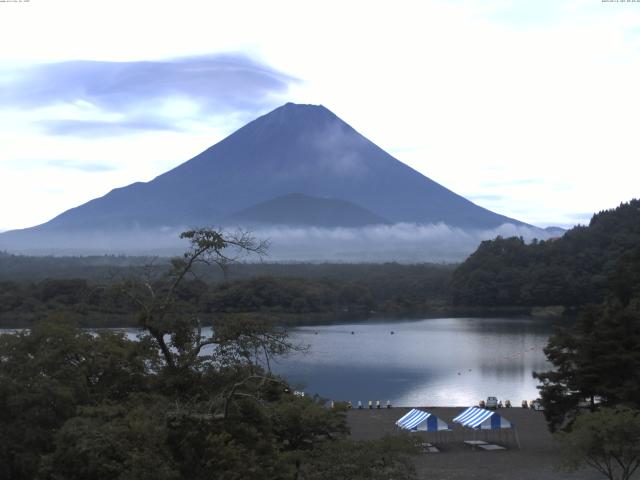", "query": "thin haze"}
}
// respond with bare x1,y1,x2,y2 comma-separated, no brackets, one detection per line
1,223,553,263
1,0,639,232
